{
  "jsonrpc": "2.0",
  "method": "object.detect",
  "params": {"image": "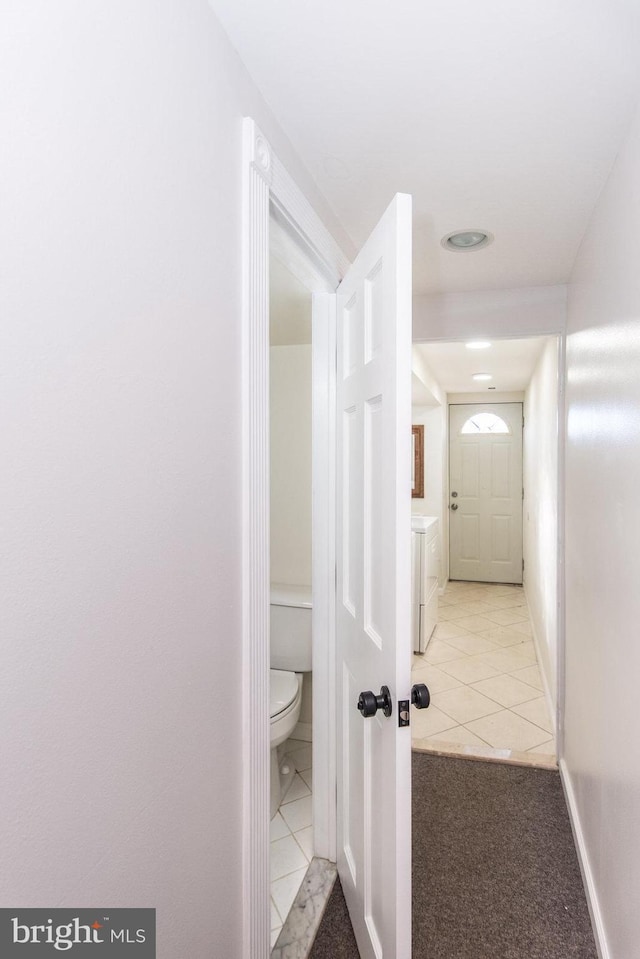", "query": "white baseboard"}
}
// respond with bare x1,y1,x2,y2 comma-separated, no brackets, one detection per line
438,579,449,596
293,721,312,743
559,759,609,959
